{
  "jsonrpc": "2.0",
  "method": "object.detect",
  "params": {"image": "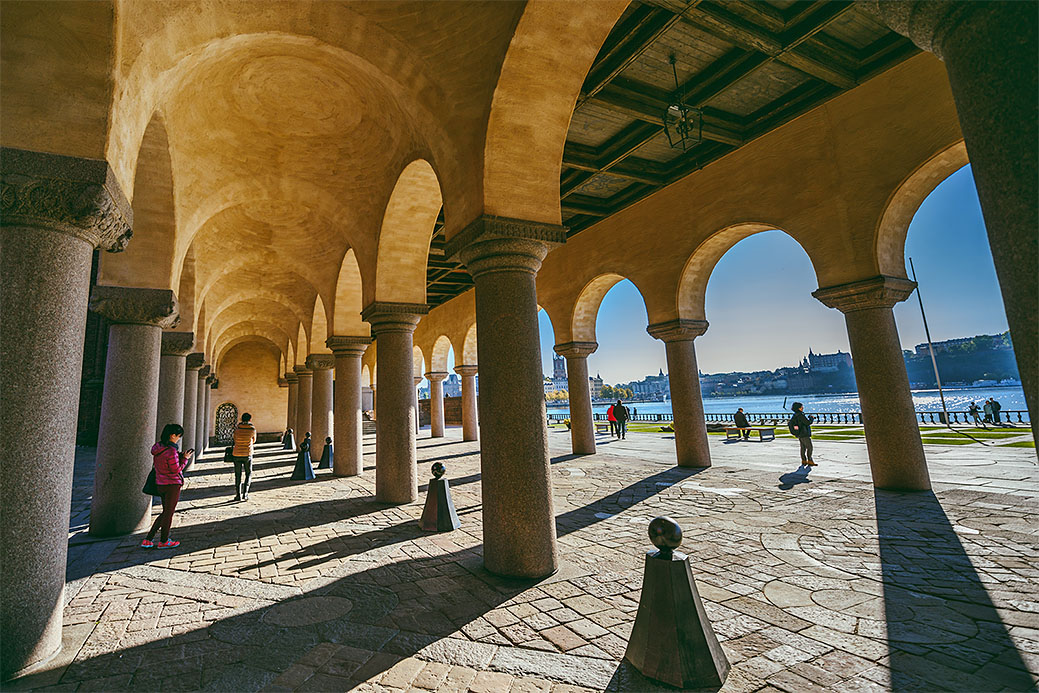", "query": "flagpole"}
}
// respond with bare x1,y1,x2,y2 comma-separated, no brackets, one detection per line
909,257,951,426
